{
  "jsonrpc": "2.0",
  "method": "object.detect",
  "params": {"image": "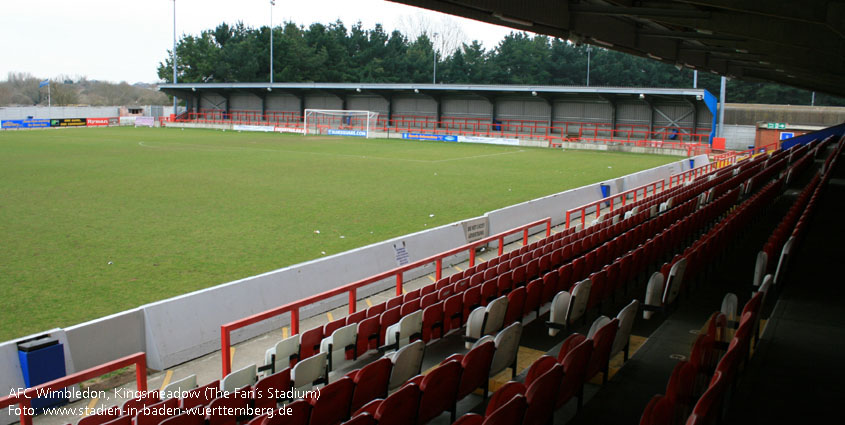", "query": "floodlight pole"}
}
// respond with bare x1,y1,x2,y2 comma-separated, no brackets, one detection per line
693,70,698,88
270,0,275,84
586,46,593,86
172,0,178,116
432,33,438,84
